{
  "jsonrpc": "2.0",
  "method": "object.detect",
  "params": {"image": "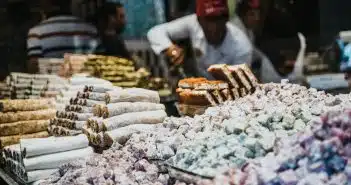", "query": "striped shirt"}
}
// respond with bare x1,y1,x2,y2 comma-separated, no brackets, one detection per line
27,16,102,58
